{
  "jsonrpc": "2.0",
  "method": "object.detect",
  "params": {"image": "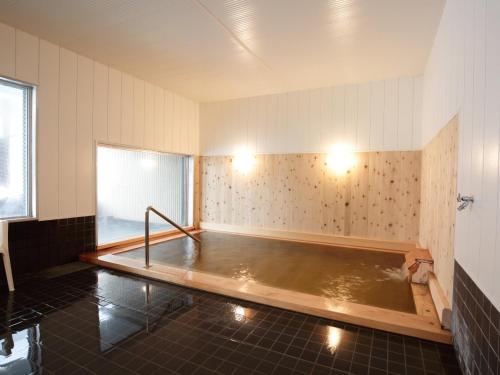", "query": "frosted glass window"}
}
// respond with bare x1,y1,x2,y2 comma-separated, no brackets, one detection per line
97,146,192,245
0,79,33,219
